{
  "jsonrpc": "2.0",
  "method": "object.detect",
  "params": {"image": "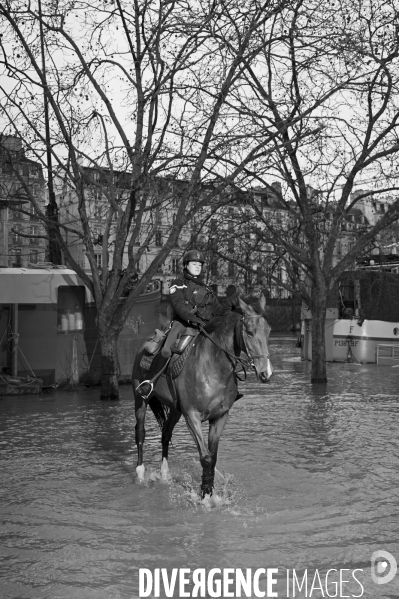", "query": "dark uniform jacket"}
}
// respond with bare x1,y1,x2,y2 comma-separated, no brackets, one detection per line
169,272,223,325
